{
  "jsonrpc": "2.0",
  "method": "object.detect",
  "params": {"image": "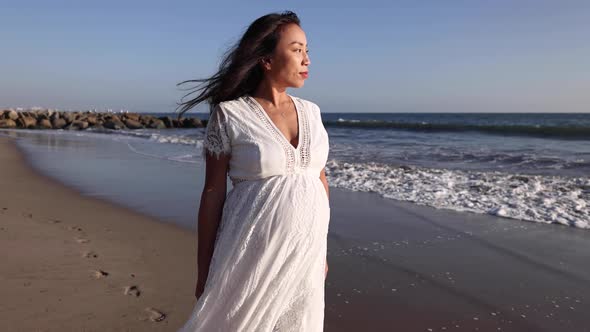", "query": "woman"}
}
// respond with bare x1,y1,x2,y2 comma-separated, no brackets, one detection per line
176,10,331,332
